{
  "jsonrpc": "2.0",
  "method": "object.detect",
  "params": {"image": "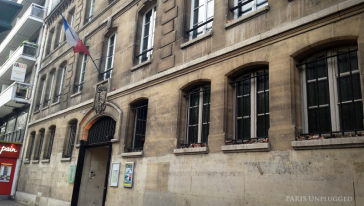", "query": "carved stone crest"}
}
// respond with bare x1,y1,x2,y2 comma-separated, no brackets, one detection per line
94,84,108,114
